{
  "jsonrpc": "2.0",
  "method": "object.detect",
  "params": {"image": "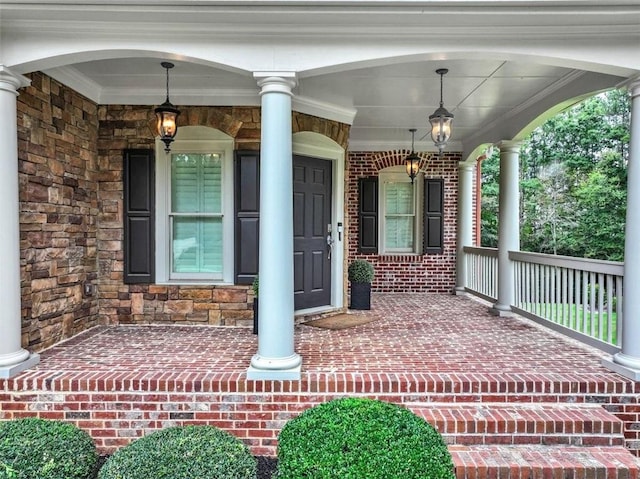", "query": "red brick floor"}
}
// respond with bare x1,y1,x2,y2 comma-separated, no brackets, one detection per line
1,293,639,465
16,293,619,376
